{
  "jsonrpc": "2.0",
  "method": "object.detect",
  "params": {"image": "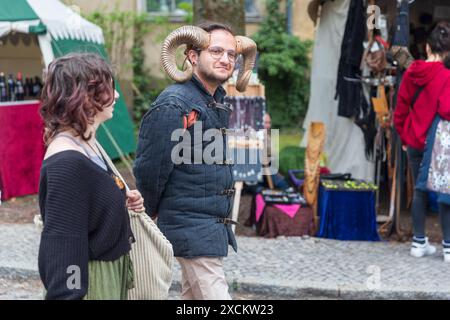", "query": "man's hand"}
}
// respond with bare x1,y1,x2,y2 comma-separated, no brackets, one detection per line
402,145,408,152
